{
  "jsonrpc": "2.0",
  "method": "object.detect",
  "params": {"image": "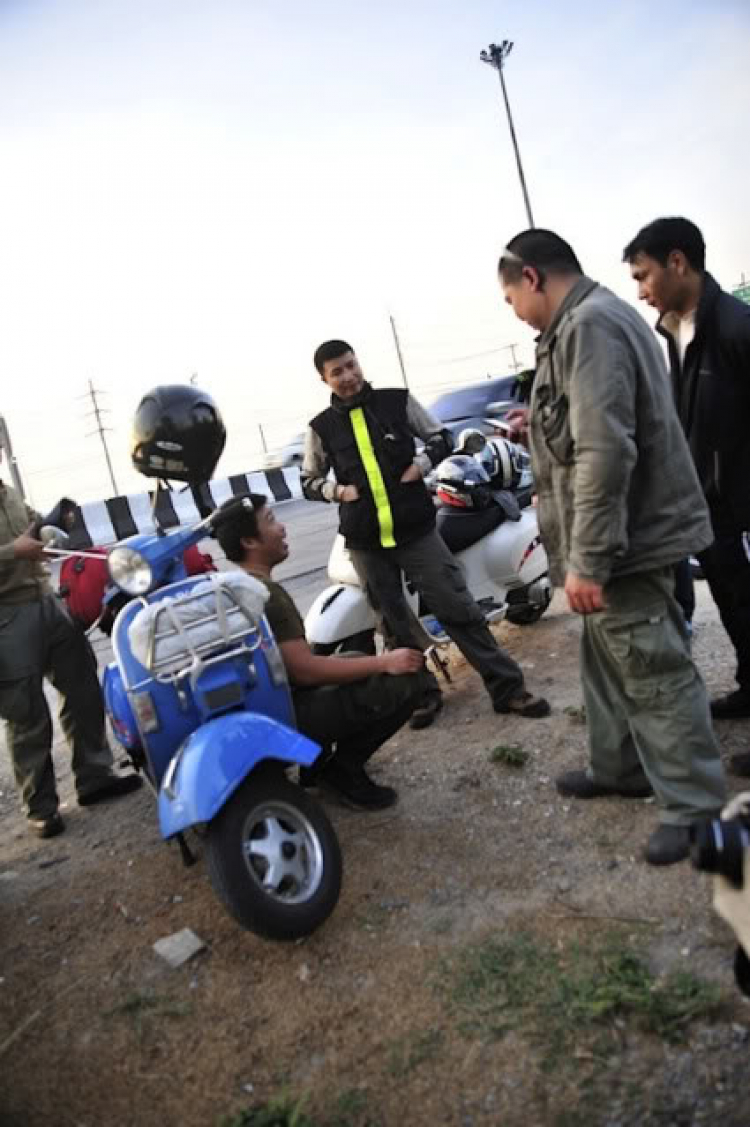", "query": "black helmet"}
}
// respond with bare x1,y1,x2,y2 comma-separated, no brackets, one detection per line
131,385,226,484
435,454,492,509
